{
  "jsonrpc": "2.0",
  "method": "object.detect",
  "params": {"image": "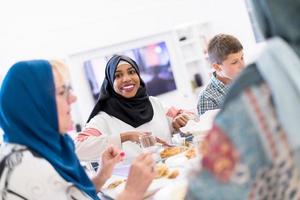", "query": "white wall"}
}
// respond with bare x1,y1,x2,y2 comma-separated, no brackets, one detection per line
0,0,255,72
0,0,212,70
0,0,256,125
210,0,257,60
68,30,198,122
